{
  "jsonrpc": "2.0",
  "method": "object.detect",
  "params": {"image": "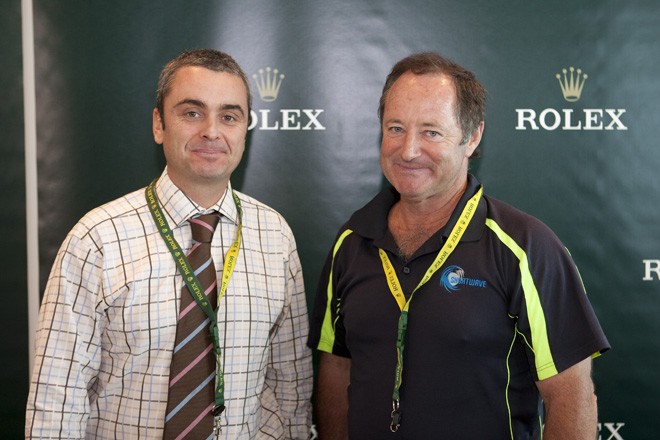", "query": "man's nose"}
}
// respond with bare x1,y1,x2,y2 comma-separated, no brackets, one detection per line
401,132,421,161
201,116,222,140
